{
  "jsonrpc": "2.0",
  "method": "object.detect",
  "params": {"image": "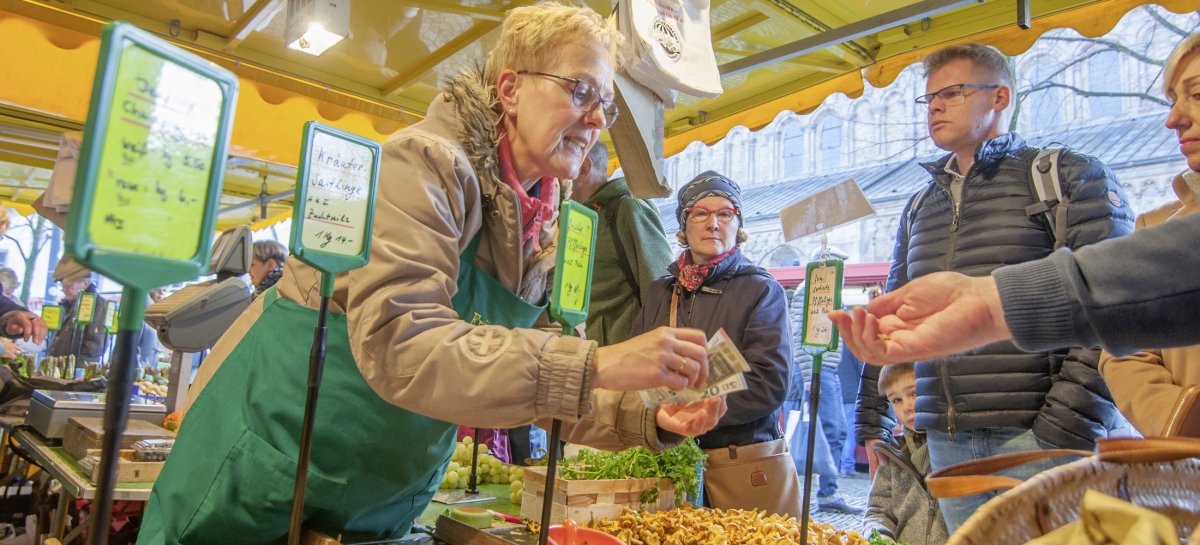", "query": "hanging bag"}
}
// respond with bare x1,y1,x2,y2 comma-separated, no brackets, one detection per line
616,0,723,108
